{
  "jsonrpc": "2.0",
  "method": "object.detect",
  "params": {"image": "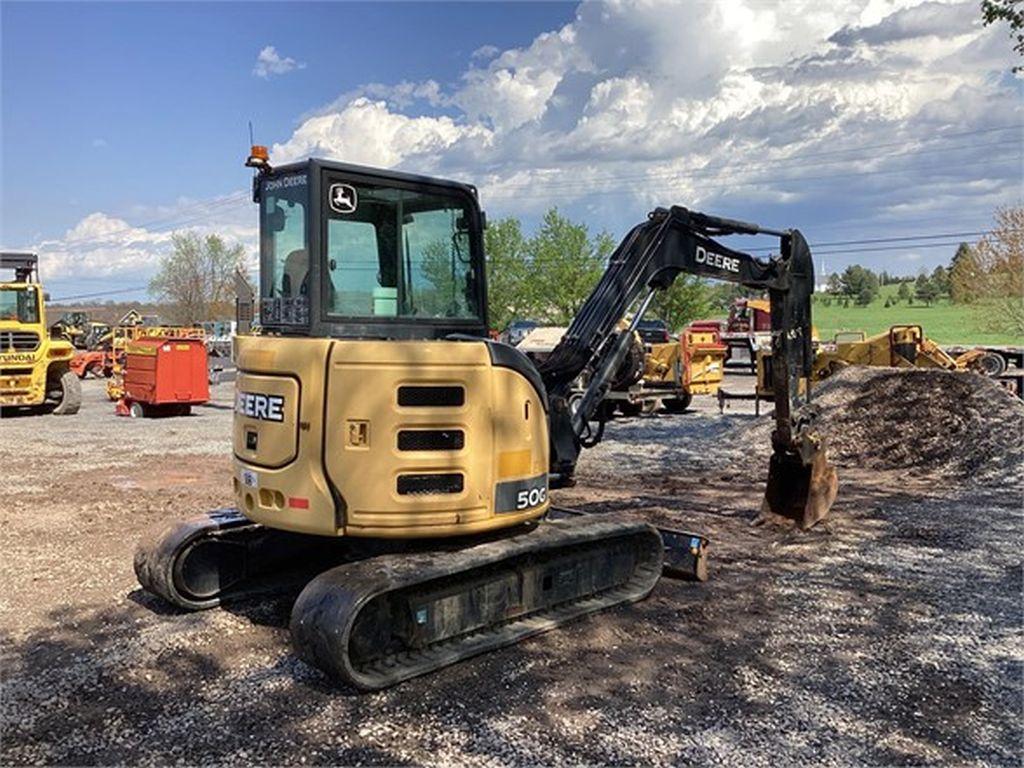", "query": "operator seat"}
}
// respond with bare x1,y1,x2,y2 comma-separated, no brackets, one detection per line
281,249,308,297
